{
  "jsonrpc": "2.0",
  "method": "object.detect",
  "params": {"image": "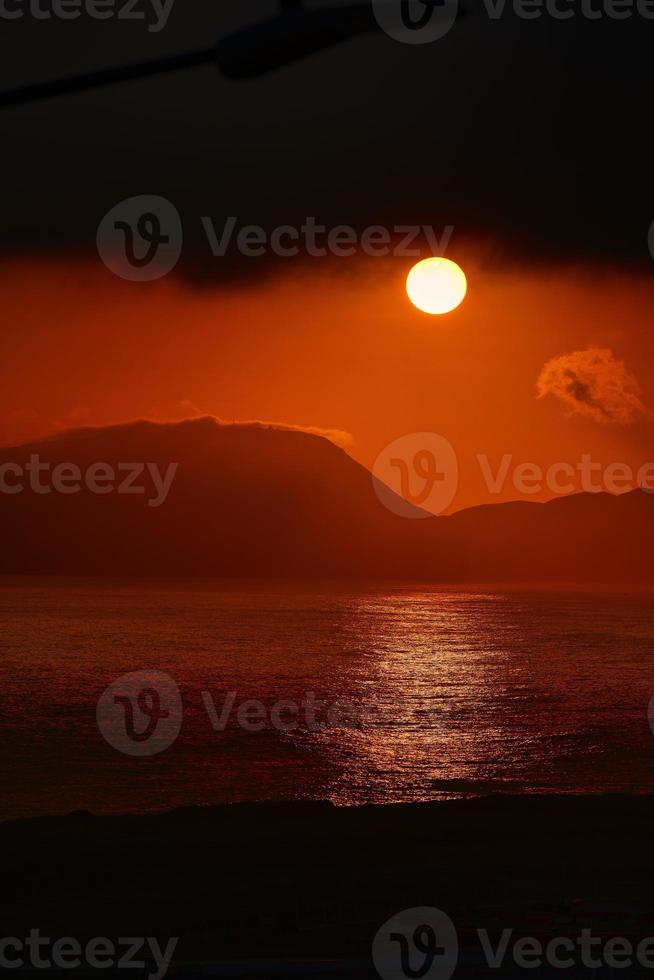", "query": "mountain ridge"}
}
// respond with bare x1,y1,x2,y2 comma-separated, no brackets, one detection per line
0,418,651,582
